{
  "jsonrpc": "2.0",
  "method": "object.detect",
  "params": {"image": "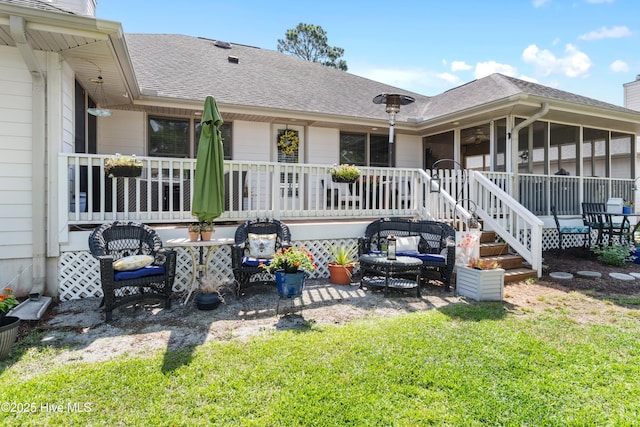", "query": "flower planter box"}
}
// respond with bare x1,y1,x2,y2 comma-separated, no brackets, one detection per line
106,165,143,178
331,176,359,184
456,266,504,301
